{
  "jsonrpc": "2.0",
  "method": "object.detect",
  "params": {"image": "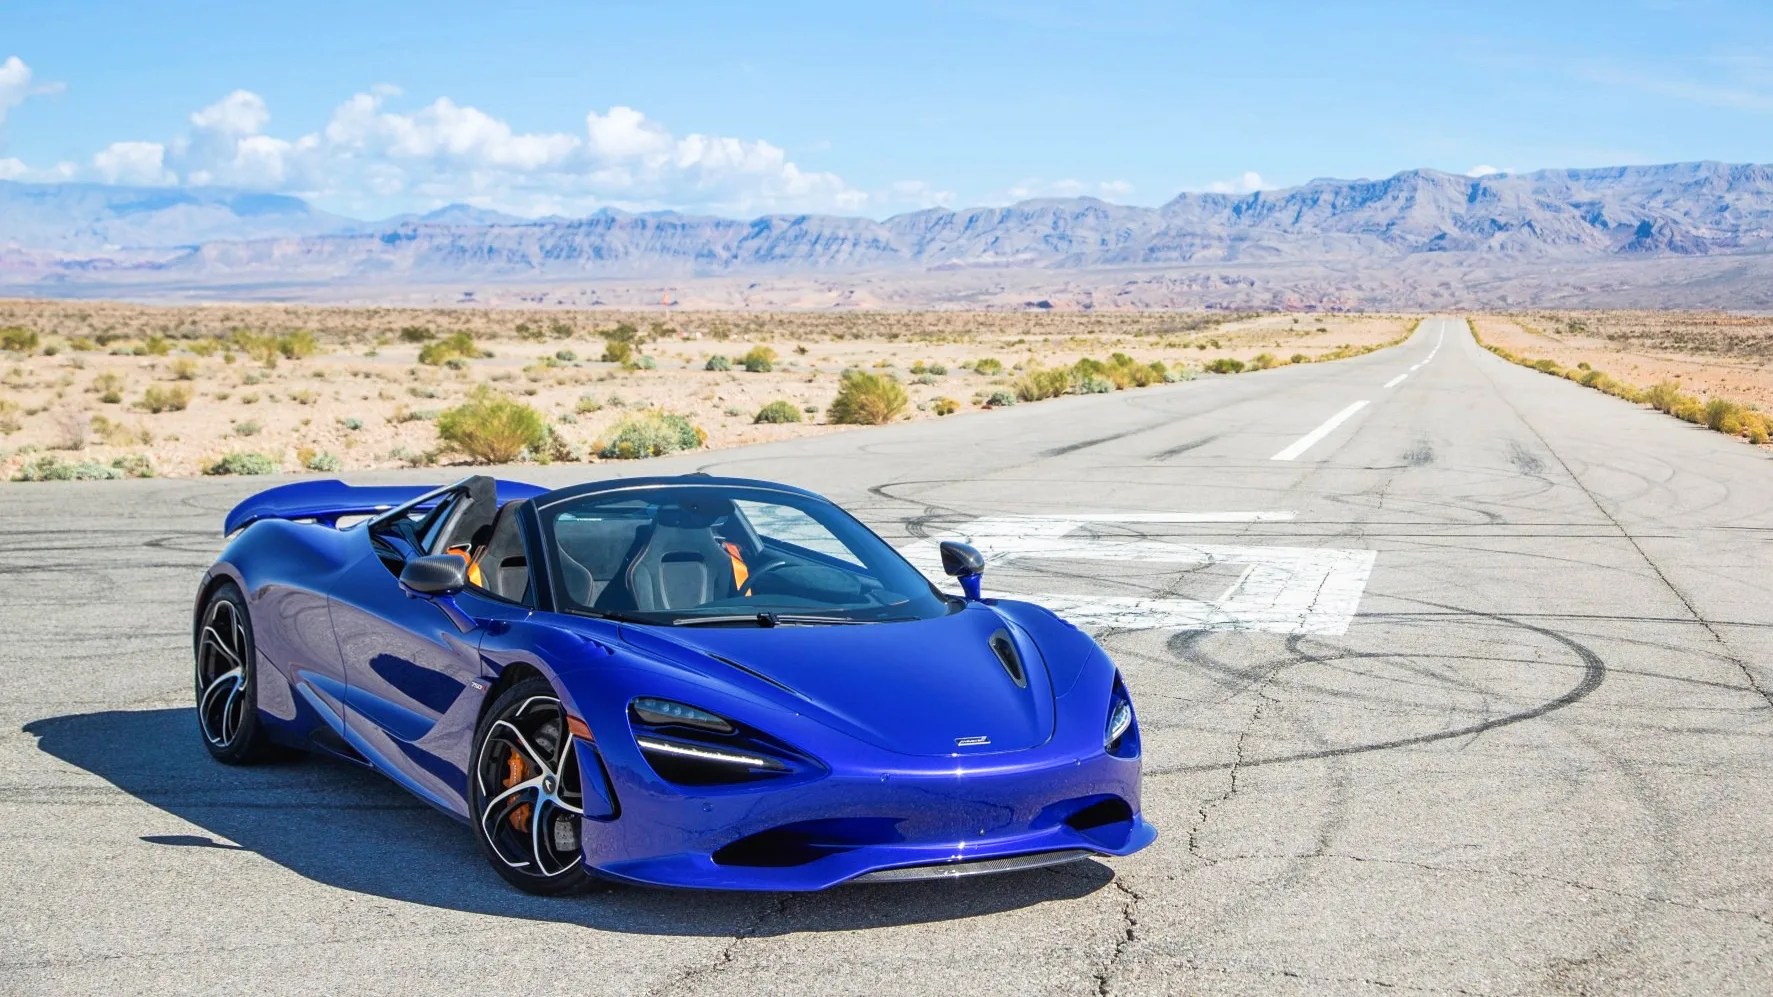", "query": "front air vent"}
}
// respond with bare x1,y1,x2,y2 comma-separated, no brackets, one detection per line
989,629,1027,688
